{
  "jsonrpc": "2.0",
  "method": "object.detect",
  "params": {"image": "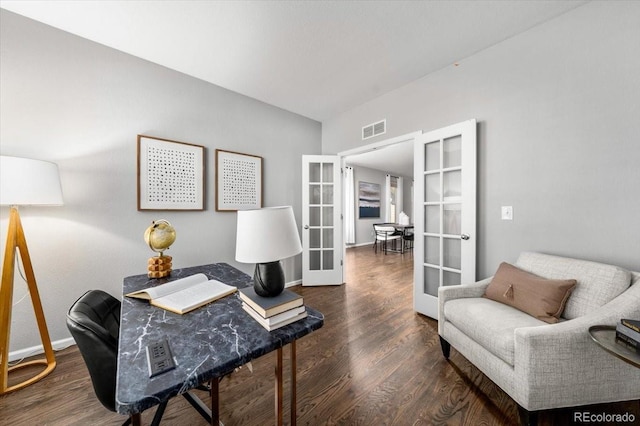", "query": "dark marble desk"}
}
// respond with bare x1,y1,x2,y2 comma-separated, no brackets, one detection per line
115,263,324,424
